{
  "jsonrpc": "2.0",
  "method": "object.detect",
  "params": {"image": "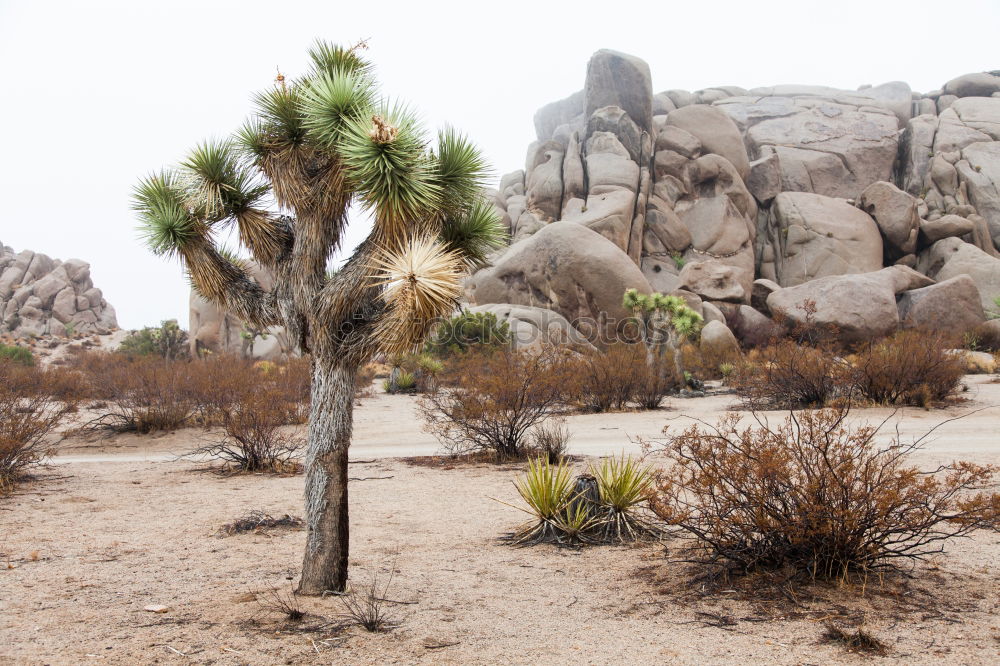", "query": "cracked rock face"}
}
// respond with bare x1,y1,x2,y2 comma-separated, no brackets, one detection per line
0,241,117,337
